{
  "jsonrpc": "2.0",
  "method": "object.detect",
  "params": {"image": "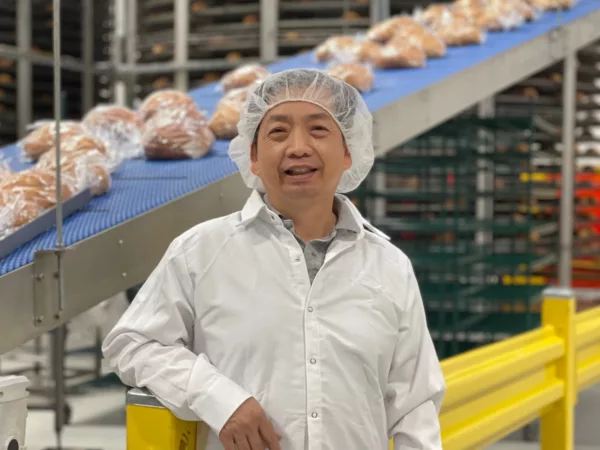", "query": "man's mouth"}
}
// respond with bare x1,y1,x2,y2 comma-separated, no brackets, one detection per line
284,167,318,176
